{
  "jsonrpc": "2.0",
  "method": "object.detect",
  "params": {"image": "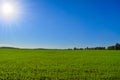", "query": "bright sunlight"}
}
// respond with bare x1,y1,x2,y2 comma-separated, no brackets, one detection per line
1,2,15,17
0,1,17,19
0,0,23,23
